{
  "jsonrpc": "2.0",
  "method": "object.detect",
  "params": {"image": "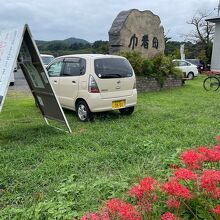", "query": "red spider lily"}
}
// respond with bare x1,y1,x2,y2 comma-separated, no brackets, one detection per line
211,205,220,214
197,146,220,162
162,179,191,199
129,185,144,199
137,199,151,212
180,150,206,169
80,212,110,220
166,198,180,209
200,170,220,192
106,198,141,220
212,188,220,199
213,145,220,152
216,135,220,142
80,213,102,220
106,198,121,214
100,211,110,220
160,212,177,220
174,168,197,181
129,177,157,199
